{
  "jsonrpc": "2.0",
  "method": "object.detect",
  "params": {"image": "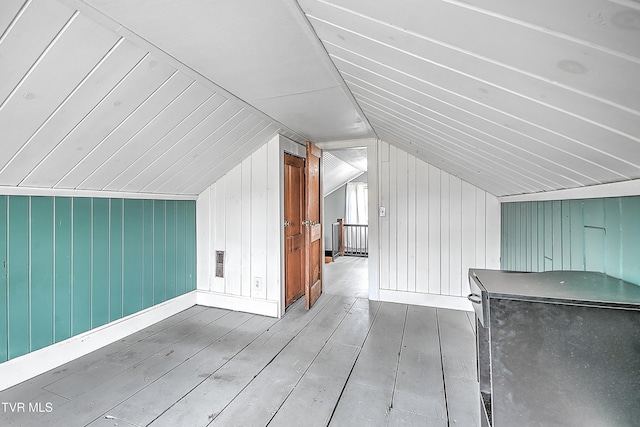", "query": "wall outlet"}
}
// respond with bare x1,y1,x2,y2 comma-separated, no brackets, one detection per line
253,277,262,292
379,206,386,217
